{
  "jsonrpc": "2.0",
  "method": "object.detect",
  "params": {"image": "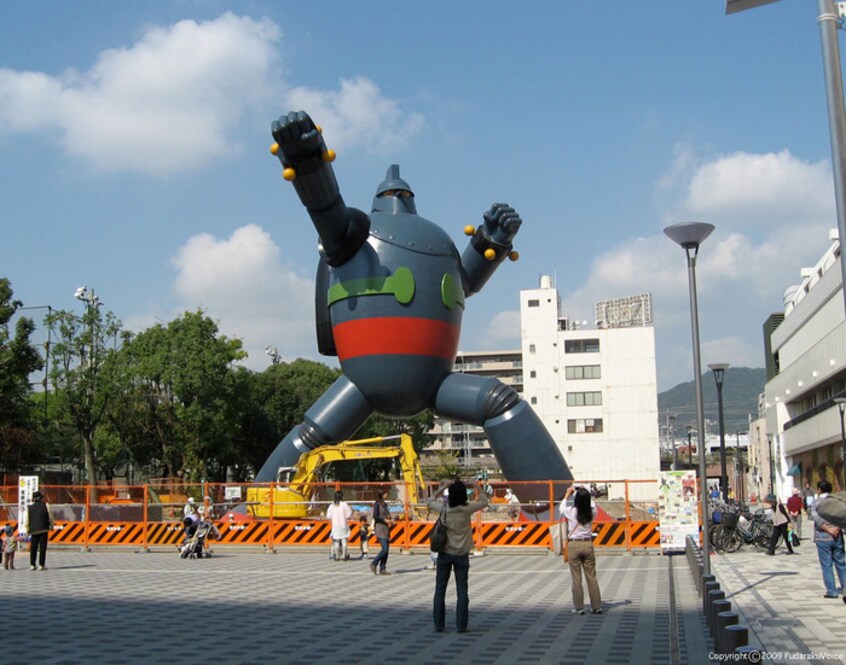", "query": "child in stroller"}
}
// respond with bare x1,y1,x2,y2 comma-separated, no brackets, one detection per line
179,515,218,559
